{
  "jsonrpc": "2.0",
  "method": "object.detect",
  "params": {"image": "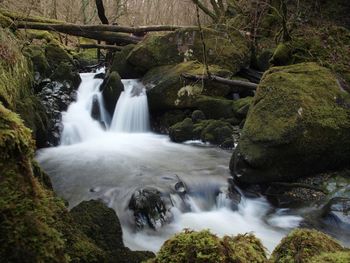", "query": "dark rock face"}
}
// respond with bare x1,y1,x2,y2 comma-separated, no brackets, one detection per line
128,188,170,230
91,94,102,122
38,81,77,146
231,63,350,184
70,200,155,263
100,71,124,116
110,44,141,78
